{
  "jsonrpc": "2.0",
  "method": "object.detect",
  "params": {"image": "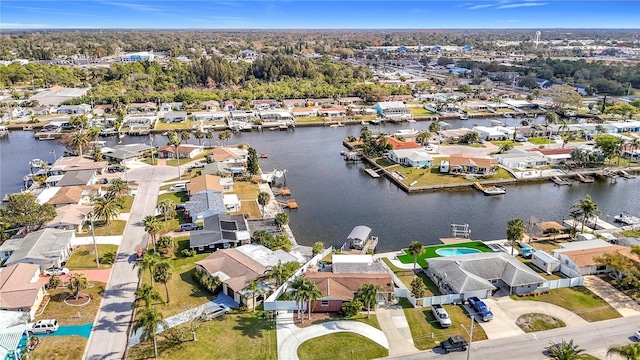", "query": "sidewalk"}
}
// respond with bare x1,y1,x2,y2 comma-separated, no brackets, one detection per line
376,304,419,356
582,275,640,317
